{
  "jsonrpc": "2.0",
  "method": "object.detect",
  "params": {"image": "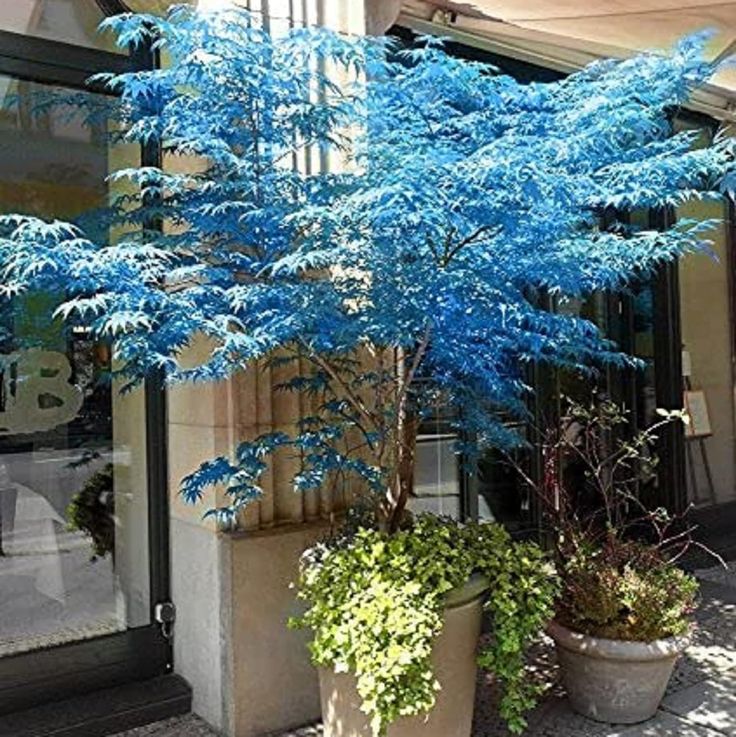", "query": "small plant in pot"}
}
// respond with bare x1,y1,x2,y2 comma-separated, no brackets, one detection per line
3,7,736,737
519,396,700,724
